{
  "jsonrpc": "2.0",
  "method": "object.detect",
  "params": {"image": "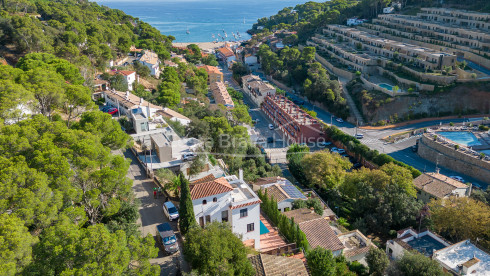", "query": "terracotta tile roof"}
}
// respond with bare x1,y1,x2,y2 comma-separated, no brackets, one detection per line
284,208,322,224
190,177,233,200
249,254,309,276
413,173,468,198
191,174,216,185
217,47,235,58
230,200,262,210
265,185,288,202
156,108,191,121
117,70,136,76
198,65,223,75
104,90,162,110
299,218,345,252
130,45,143,52
209,82,234,107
